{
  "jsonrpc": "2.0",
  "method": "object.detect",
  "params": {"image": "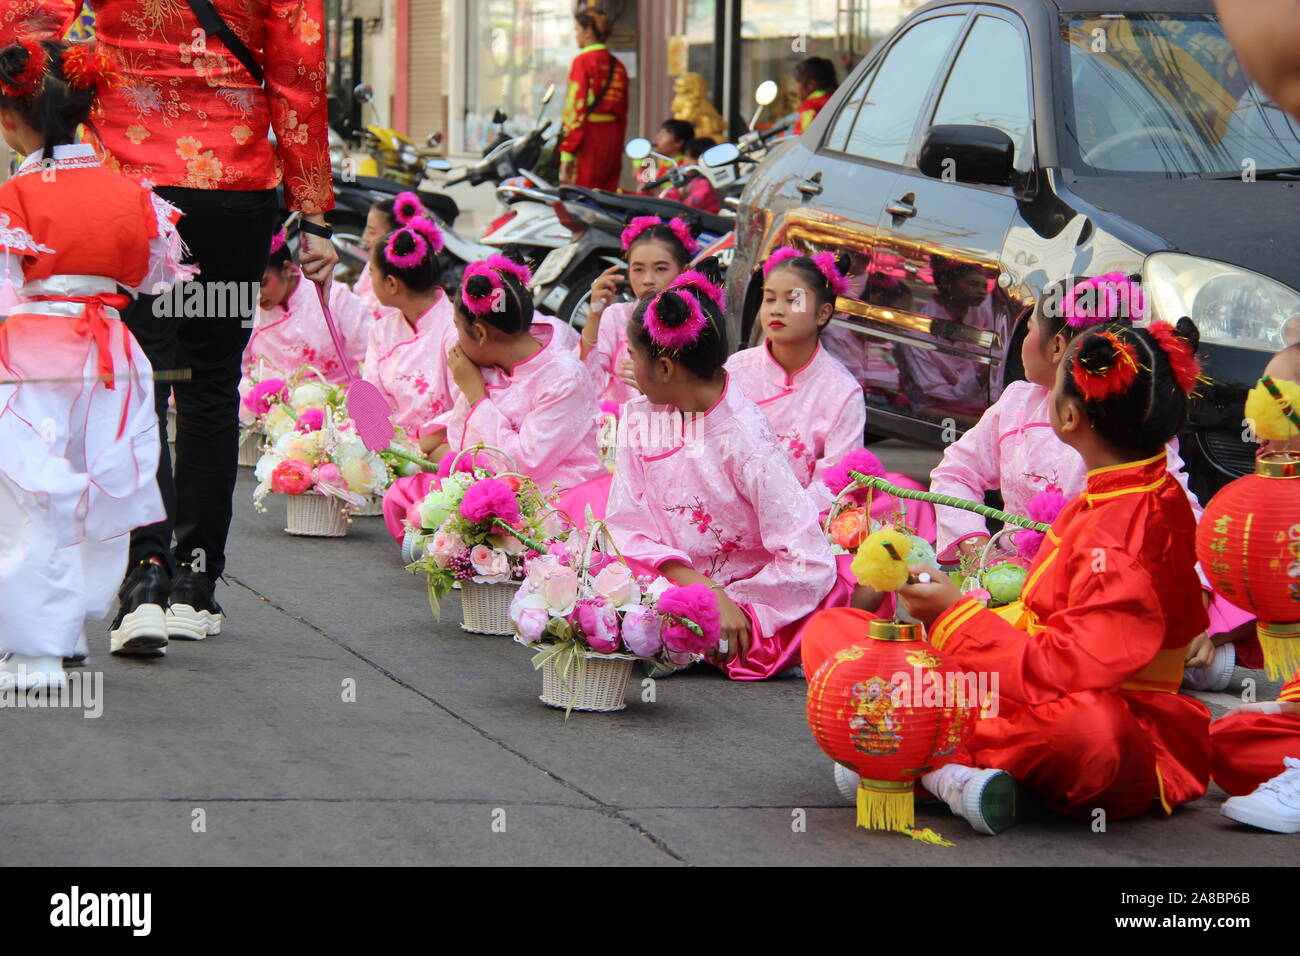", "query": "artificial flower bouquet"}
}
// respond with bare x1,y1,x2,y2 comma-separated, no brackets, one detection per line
948,486,1067,607
509,527,722,713
404,469,553,630
253,409,392,535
